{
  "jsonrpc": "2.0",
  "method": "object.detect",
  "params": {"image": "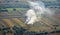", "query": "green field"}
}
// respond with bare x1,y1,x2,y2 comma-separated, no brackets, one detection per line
6,8,28,11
